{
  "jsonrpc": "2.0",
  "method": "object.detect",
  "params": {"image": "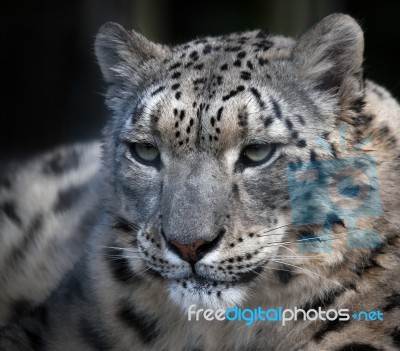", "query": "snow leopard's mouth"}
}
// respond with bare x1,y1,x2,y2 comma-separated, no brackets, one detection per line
165,270,264,309
147,265,263,288
148,266,263,310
